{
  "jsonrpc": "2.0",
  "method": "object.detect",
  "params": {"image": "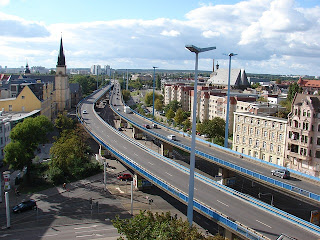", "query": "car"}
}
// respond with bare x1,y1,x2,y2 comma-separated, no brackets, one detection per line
276,234,297,240
143,124,151,129
12,199,37,213
152,124,158,129
117,127,123,131
117,173,133,181
117,108,120,111
271,169,290,179
167,135,176,141
82,110,88,114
